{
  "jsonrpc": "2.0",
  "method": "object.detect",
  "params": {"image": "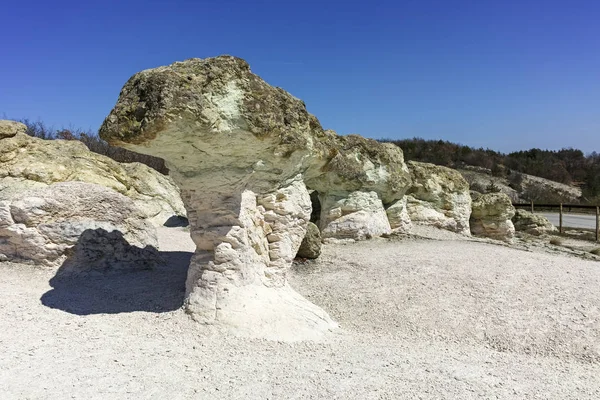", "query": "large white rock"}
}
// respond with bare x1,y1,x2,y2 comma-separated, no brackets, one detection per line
470,192,516,241
319,191,391,241
0,125,186,226
406,161,471,235
0,182,160,269
385,196,413,233
98,56,413,339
